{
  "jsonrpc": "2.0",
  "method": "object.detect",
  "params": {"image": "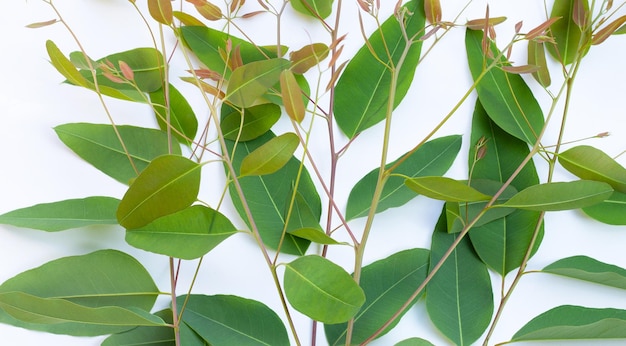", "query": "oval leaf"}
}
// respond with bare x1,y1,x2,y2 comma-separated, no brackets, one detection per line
501,180,613,211
582,191,626,225
226,58,290,108
221,103,281,141
405,176,492,202
150,84,198,146
148,0,173,25
528,40,551,87
240,132,299,177
280,70,305,122
290,0,333,19
117,155,201,229
289,43,329,74
559,145,626,193
284,255,365,324
542,255,626,290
